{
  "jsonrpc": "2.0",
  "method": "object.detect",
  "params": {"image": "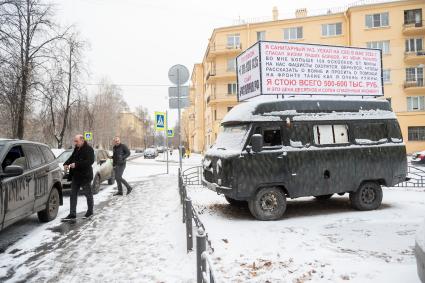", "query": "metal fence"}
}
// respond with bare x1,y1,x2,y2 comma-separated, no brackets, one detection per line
179,168,217,283
395,164,425,188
